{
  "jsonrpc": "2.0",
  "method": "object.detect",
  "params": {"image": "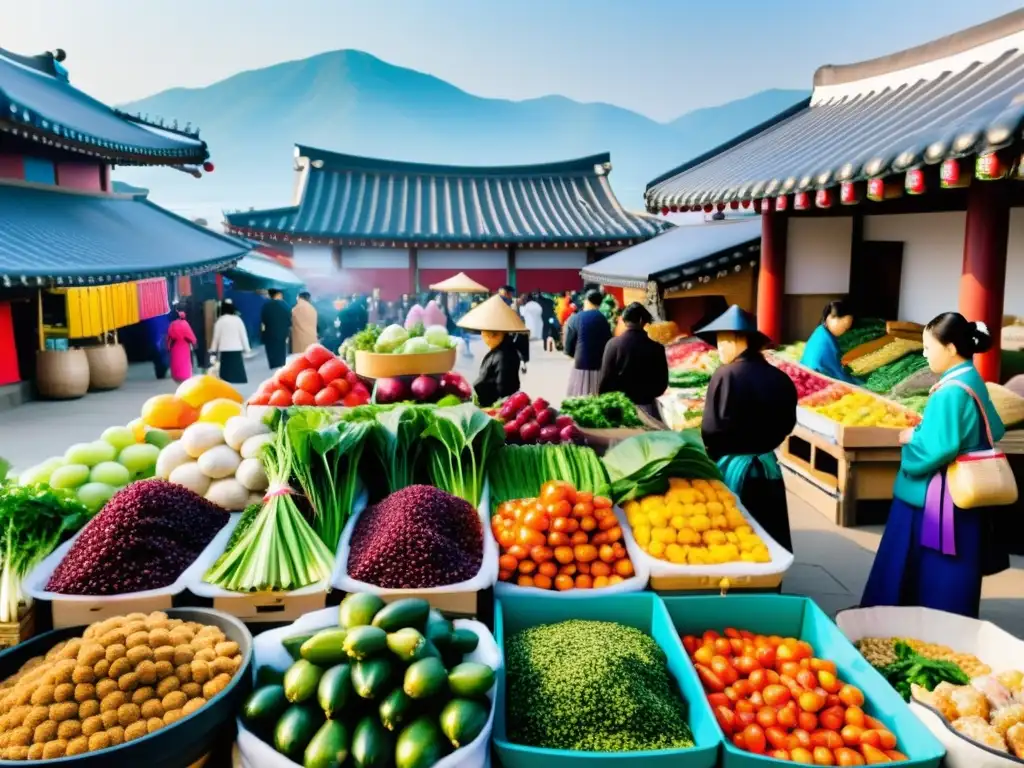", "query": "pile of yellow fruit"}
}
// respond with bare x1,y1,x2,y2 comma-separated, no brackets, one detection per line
812,391,918,428
624,478,772,565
